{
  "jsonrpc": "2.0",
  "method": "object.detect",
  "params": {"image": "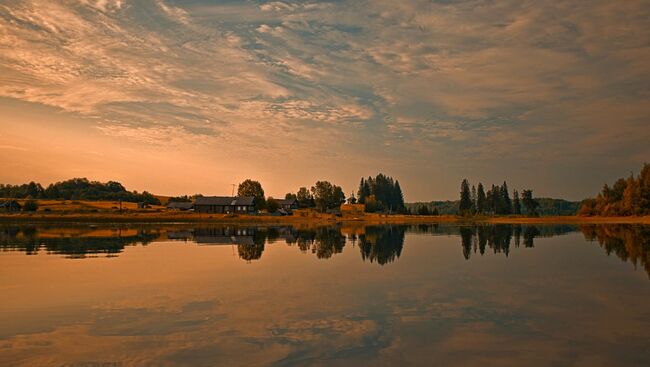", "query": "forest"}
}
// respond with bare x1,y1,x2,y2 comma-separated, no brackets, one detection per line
0,178,161,205
579,163,650,216
357,174,406,213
